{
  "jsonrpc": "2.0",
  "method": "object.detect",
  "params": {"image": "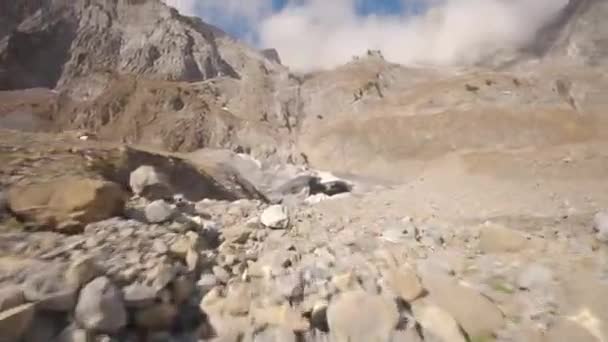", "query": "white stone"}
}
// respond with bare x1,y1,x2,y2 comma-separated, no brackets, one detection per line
260,205,289,229
145,200,174,223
